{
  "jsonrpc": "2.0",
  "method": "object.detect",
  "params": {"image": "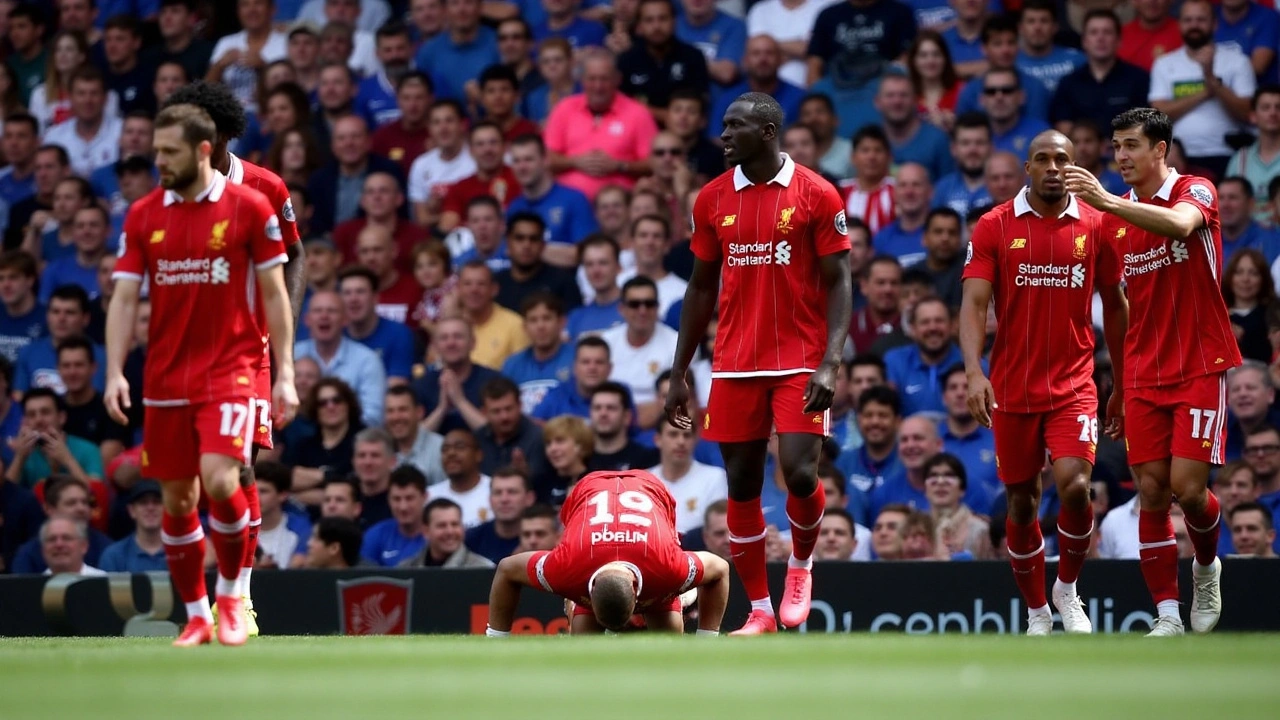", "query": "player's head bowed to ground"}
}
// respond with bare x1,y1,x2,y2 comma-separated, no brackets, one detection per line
163,81,250,172
588,565,642,631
